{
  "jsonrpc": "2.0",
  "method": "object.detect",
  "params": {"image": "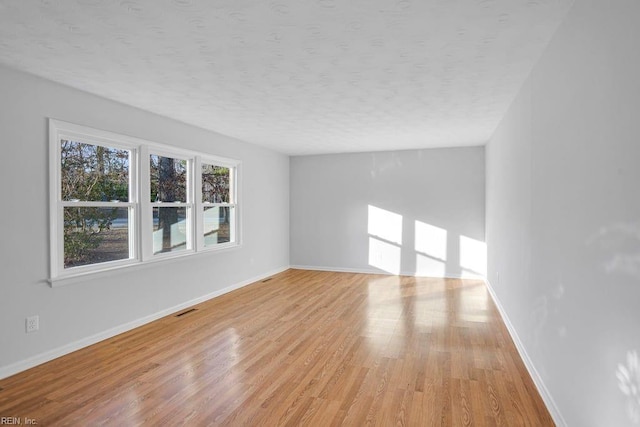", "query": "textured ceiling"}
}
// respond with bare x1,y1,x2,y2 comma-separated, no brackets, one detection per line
0,0,573,155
